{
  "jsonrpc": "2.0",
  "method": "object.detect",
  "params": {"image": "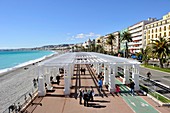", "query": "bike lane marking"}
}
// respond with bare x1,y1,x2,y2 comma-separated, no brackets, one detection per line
116,80,160,113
